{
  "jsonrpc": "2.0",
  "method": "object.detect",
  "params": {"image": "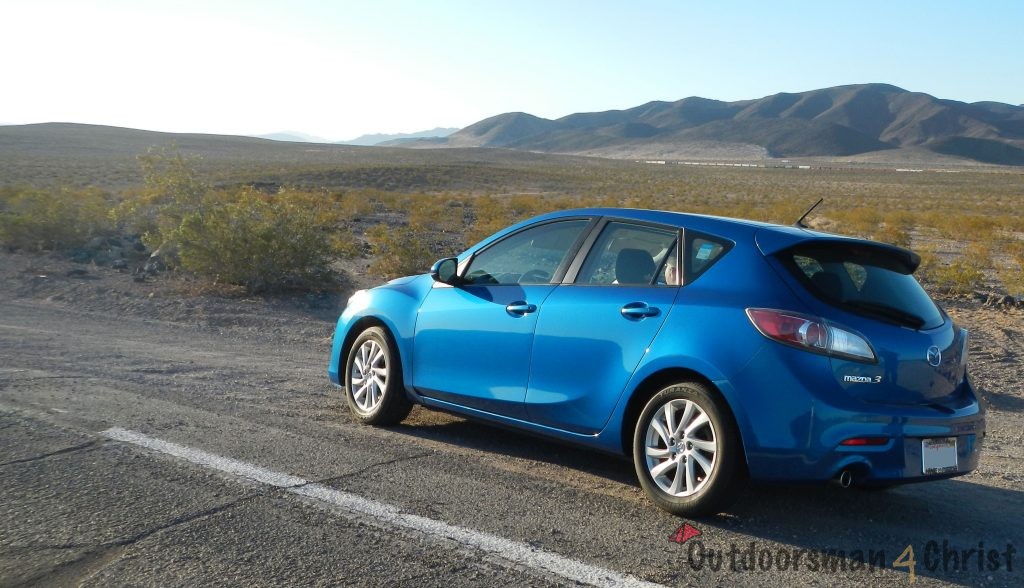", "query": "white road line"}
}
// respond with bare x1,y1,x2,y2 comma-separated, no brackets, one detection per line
103,427,307,487
101,427,663,588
